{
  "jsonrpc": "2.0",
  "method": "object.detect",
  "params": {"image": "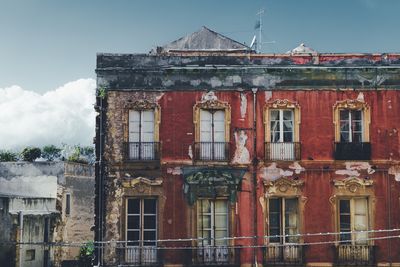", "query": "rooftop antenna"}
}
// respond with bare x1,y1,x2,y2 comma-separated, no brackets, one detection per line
254,8,275,53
